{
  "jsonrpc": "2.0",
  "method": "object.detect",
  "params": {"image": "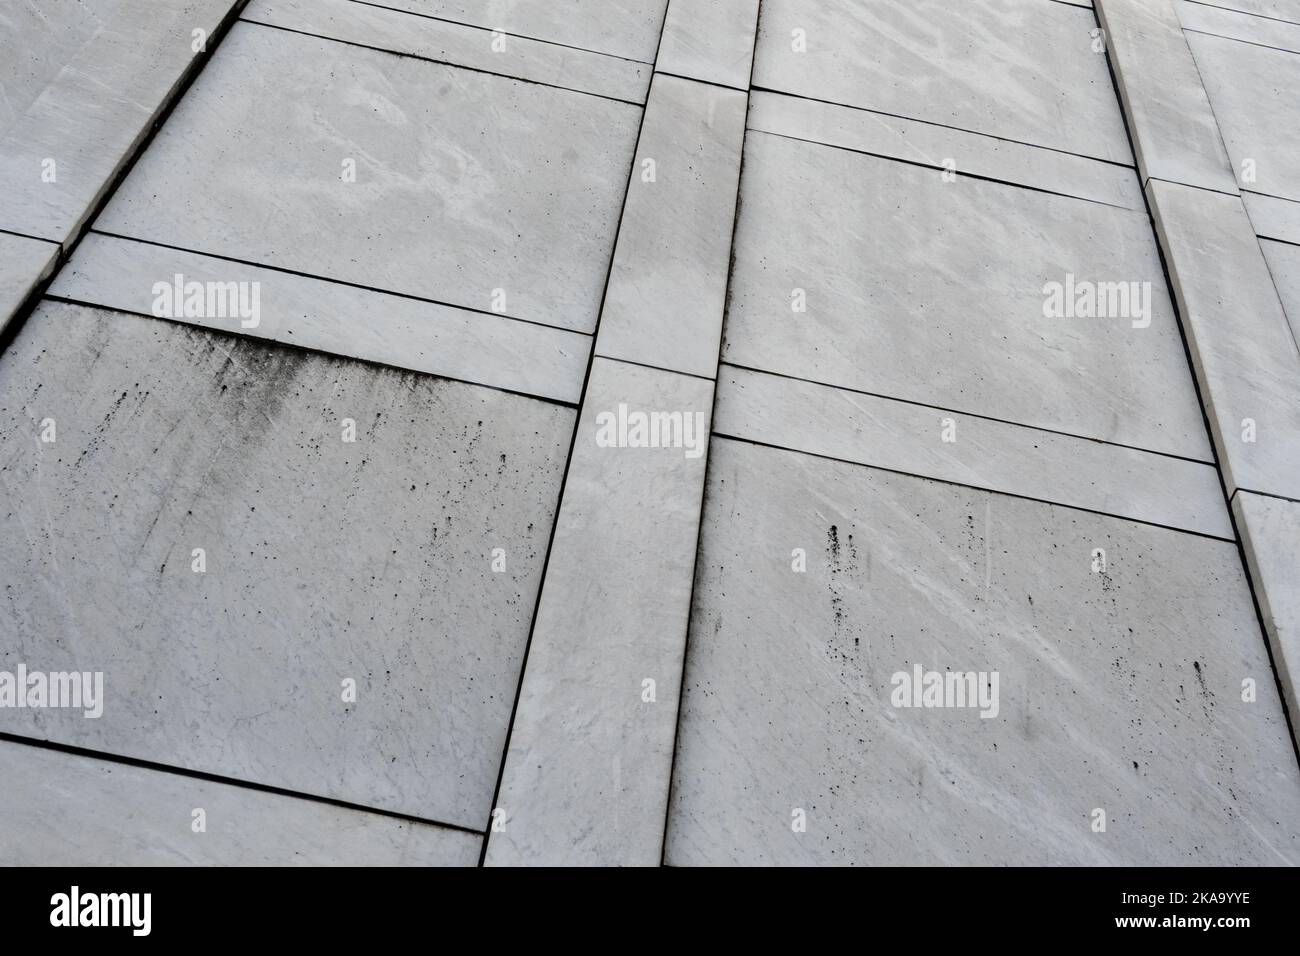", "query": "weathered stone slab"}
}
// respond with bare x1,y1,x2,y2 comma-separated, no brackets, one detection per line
1244,191,1300,243
1260,237,1300,344
0,741,480,866
95,22,641,334
1176,0,1300,52
656,0,759,90
723,133,1211,460
0,301,574,830
486,358,713,866
666,438,1300,865
0,232,58,335
595,75,746,379
1194,0,1300,23
753,0,1131,163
